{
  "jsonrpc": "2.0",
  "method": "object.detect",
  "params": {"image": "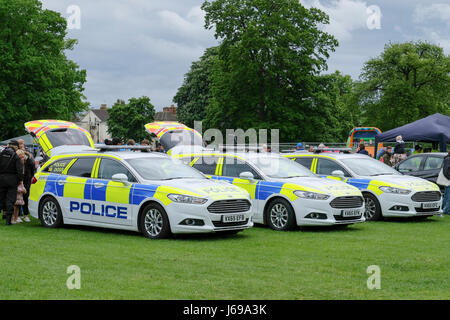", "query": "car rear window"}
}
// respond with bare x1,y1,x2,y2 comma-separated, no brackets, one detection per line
43,159,73,174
